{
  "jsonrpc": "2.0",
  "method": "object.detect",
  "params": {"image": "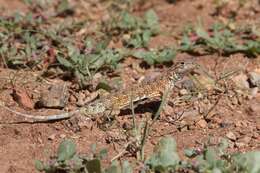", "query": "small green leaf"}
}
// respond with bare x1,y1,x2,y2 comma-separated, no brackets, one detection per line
105,161,120,173
35,160,44,171
122,161,132,173
184,148,198,158
57,0,70,14
91,143,97,153
196,26,209,39
120,12,137,30
57,56,73,69
132,50,155,65
57,139,76,162
233,151,260,173
142,30,152,47
99,148,108,159
145,10,158,26
204,148,218,165
86,159,102,173
145,9,159,33
157,48,176,63
146,136,180,172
